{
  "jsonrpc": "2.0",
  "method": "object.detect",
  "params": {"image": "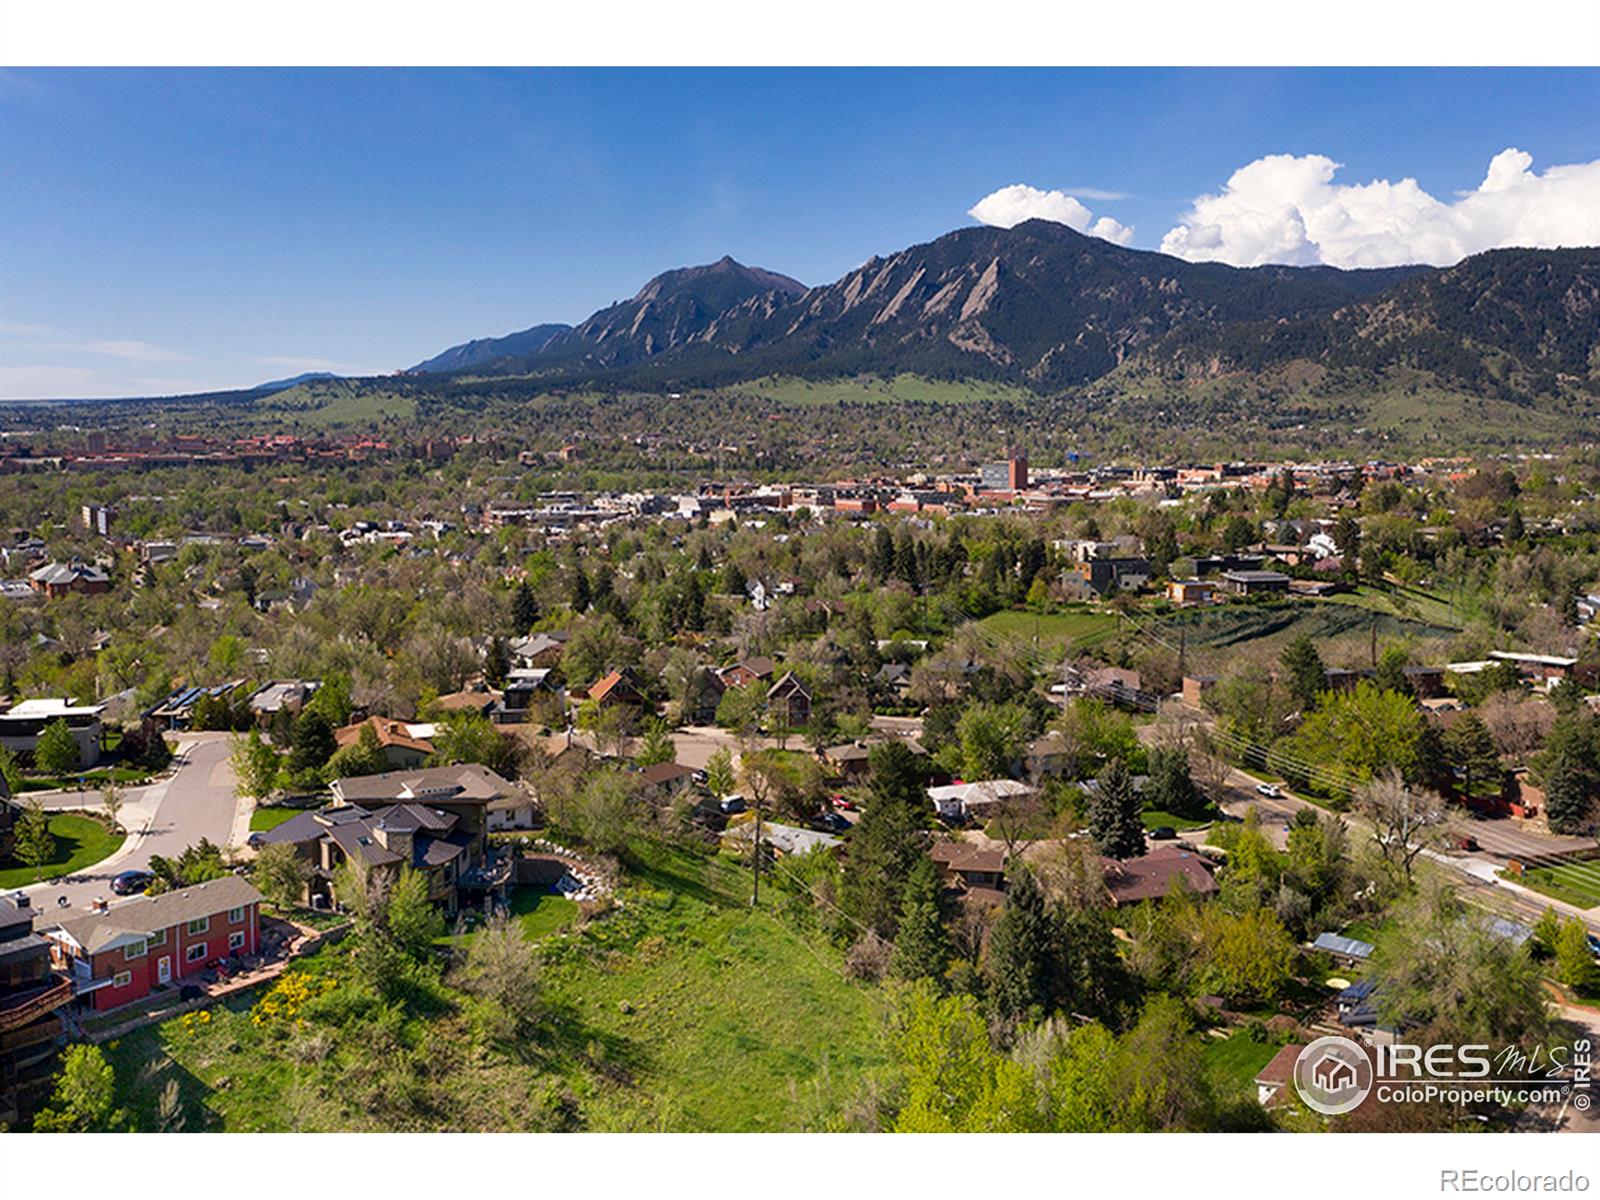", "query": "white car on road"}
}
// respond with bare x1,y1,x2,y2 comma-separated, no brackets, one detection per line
1255,783,1283,798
